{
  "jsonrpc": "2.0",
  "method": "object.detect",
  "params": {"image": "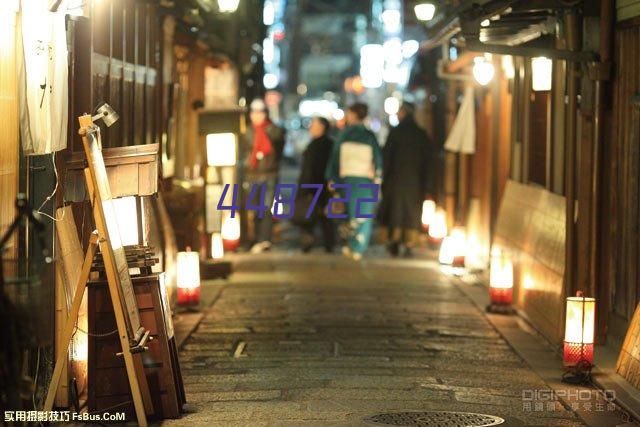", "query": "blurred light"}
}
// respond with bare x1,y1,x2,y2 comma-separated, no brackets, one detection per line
263,73,279,89
421,200,436,229
221,214,241,250
299,99,338,118
211,233,224,260
402,40,420,58
297,83,308,95
502,55,515,79
263,0,275,25
206,133,237,166
263,38,274,64
177,249,201,306
112,196,139,246
389,114,399,126
532,56,552,91
414,3,435,21
360,44,384,88
383,38,403,65
564,292,596,367
449,46,458,61
218,0,240,13
384,97,400,115
473,56,494,86
271,198,284,216
480,19,490,27
381,9,401,33
333,109,345,121
428,209,447,243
